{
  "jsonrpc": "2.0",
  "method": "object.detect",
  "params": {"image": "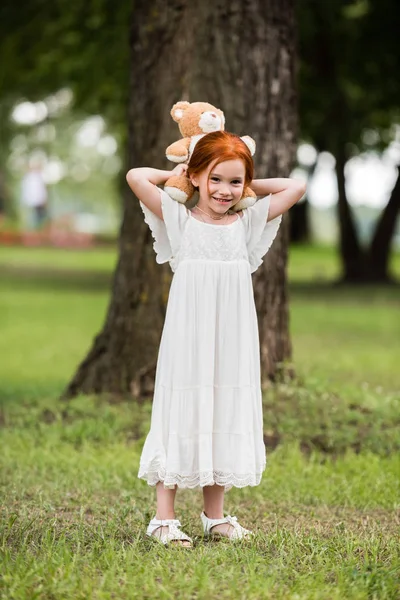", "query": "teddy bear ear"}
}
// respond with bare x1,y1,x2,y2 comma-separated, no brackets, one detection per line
241,135,256,156
171,101,191,122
